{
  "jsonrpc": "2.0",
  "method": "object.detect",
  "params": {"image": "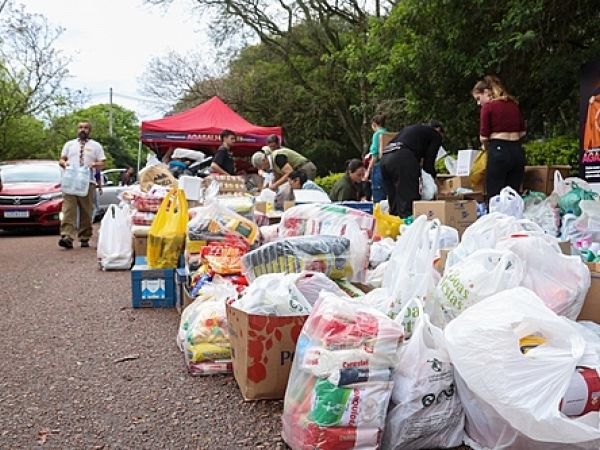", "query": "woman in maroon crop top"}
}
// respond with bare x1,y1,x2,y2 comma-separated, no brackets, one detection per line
472,75,526,199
